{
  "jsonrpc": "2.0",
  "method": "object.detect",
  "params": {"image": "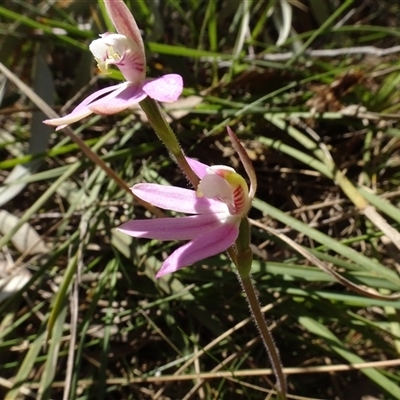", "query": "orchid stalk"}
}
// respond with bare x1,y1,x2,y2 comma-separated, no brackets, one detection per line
138,96,200,188
118,128,287,398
